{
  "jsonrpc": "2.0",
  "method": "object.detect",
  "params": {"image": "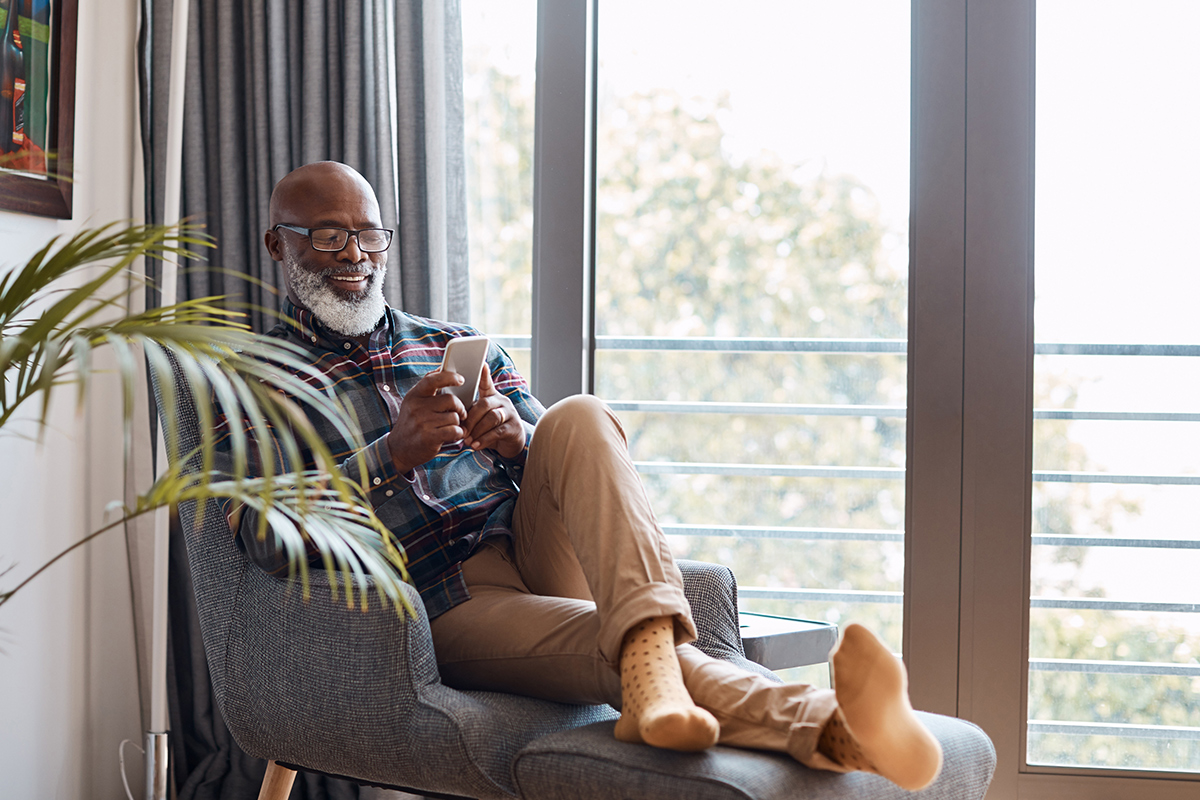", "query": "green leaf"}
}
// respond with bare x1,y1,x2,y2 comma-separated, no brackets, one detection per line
0,220,412,617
